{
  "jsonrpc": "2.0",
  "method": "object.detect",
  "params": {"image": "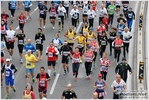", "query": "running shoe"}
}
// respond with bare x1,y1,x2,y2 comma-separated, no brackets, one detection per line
86,76,88,79
6,95,10,99
20,59,23,64
13,87,16,92
53,71,56,76
63,71,67,75
74,77,77,81
52,26,55,29
88,75,91,79
93,64,96,69
32,78,35,83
